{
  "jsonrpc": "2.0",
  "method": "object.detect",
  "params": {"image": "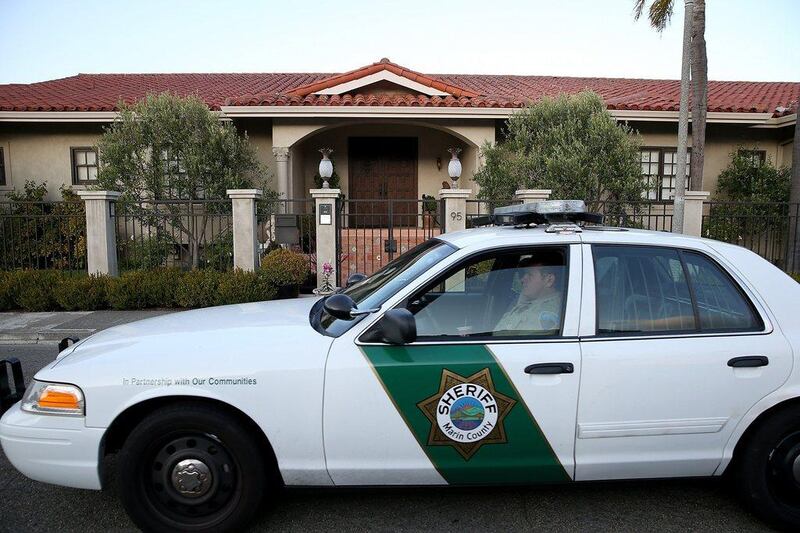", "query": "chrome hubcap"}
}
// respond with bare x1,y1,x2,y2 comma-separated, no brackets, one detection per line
793,455,800,484
171,459,213,498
